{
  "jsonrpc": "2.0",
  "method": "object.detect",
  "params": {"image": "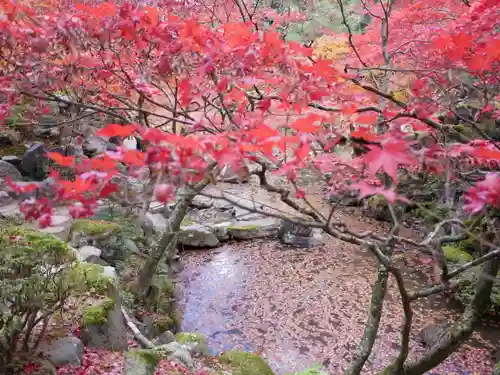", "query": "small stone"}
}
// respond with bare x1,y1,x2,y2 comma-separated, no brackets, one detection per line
42,336,83,367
